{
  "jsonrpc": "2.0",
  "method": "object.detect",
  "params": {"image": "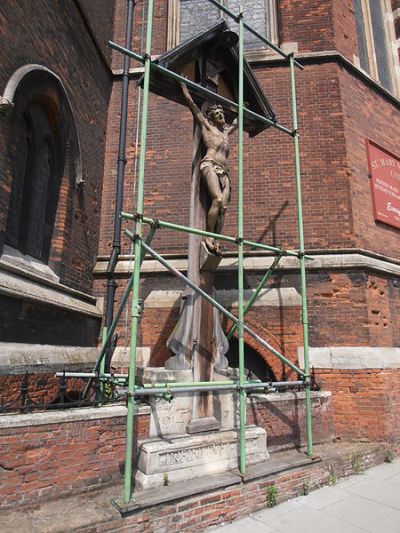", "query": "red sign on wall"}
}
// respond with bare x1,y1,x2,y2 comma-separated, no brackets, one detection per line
367,140,400,230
